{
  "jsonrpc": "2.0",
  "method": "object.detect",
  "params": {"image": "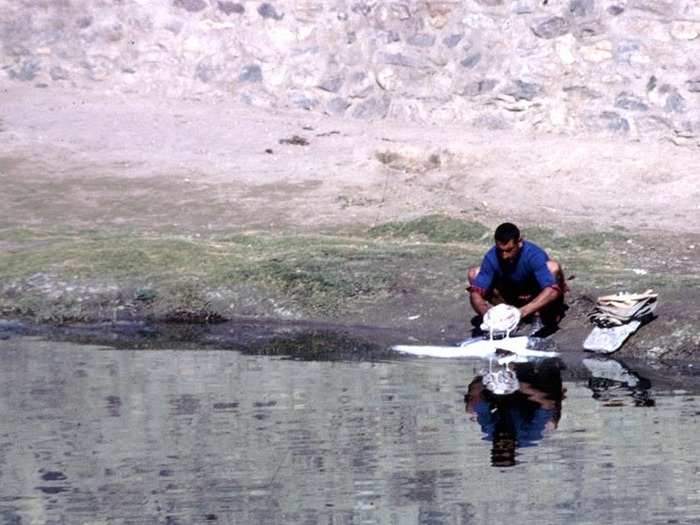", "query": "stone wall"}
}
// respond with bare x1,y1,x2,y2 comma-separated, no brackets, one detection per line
2,0,699,142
